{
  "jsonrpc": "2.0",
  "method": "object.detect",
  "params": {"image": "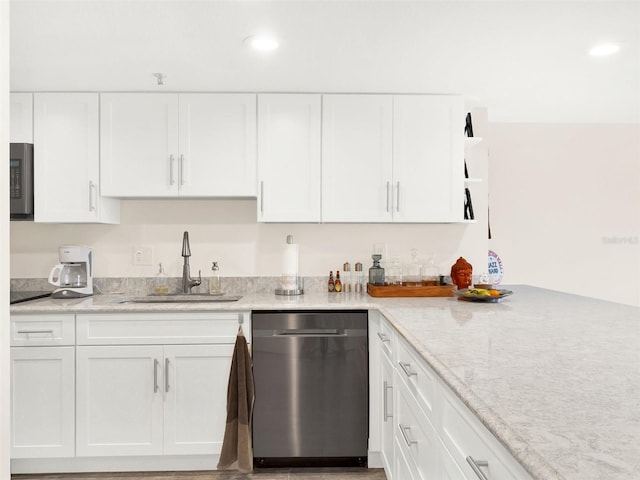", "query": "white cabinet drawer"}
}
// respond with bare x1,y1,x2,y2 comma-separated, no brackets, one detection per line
76,312,250,345
395,335,437,423
377,316,395,358
440,382,533,480
395,377,439,480
10,314,75,346
394,436,418,480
